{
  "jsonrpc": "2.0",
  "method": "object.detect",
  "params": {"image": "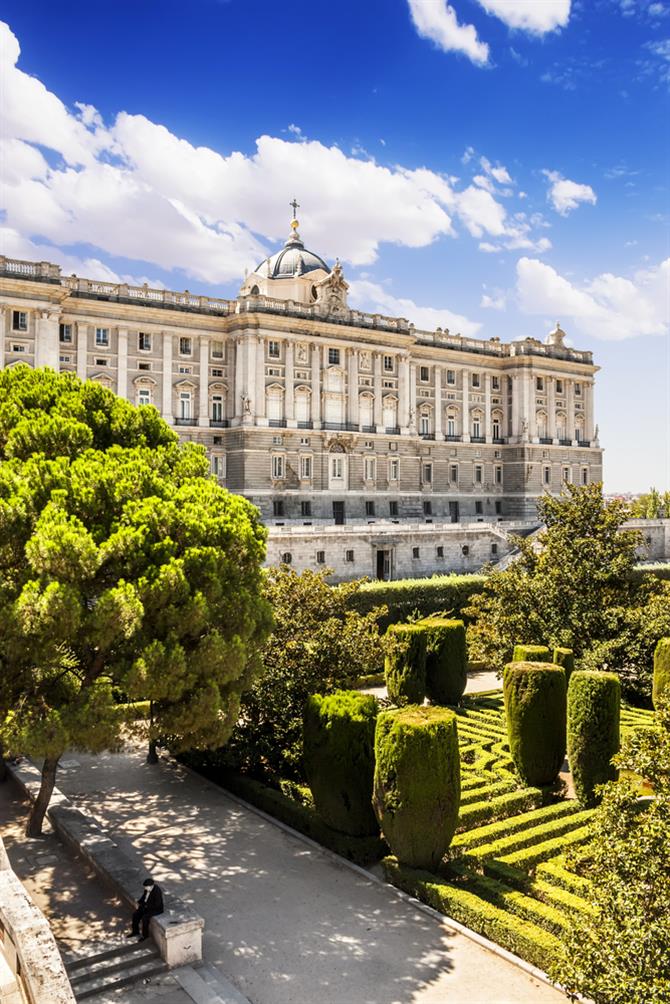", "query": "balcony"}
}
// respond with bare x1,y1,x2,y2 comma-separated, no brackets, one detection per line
269,419,287,428
492,437,506,444
210,419,229,428
559,438,572,446
385,426,401,435
361,425,376,434
297,420,313,429
539,437,553,444
323,421,360,431
420,432,435,441
174,417,197,426
577,440,591,447
446,434,462,442
471,436,485,444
